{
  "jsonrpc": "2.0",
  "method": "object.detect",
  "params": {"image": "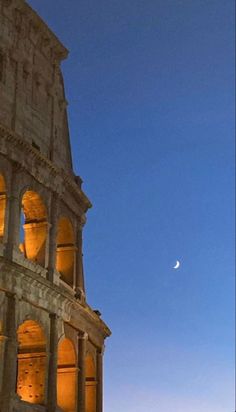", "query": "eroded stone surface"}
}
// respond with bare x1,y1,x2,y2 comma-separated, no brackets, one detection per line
0,1,110,411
